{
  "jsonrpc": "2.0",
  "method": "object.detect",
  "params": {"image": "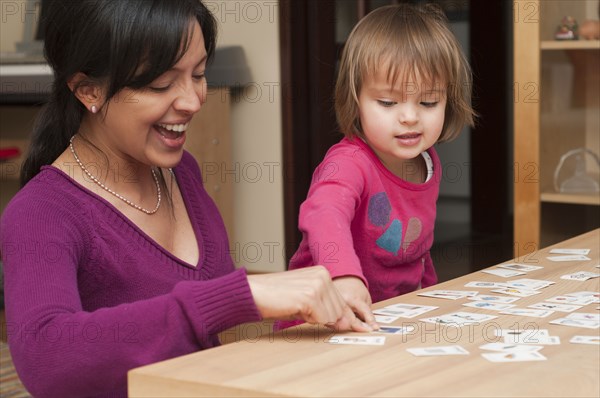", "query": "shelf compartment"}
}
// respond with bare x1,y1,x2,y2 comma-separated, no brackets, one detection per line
541,192,600,206
541,40,600,50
